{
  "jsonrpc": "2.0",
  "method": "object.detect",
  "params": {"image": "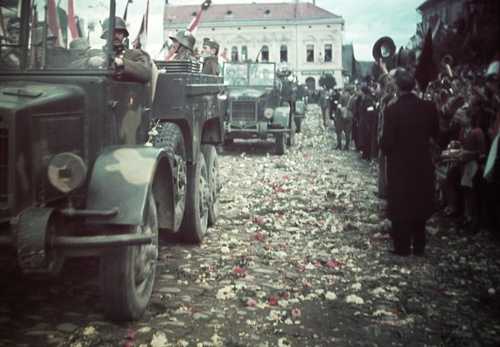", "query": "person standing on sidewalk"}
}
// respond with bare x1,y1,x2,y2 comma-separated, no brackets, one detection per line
380,68,439,256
